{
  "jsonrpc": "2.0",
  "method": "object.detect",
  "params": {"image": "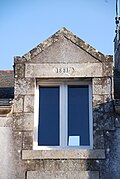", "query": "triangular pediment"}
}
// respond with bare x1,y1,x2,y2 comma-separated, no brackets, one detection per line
22,28,107,64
